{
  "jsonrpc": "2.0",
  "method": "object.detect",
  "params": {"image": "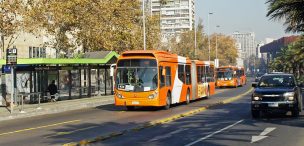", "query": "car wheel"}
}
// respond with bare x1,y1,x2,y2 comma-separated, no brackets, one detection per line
164,92,171,110
126,106,135,111
252,110,260,118
291,109,299,117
